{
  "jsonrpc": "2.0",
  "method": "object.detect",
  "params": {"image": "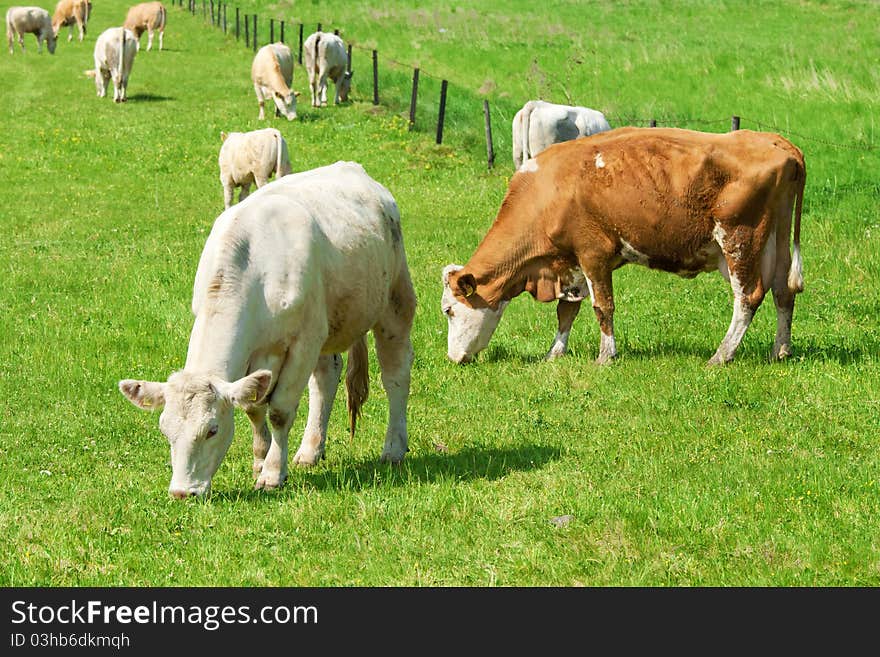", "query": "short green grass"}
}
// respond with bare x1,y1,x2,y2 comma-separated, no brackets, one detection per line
0,0,878,586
